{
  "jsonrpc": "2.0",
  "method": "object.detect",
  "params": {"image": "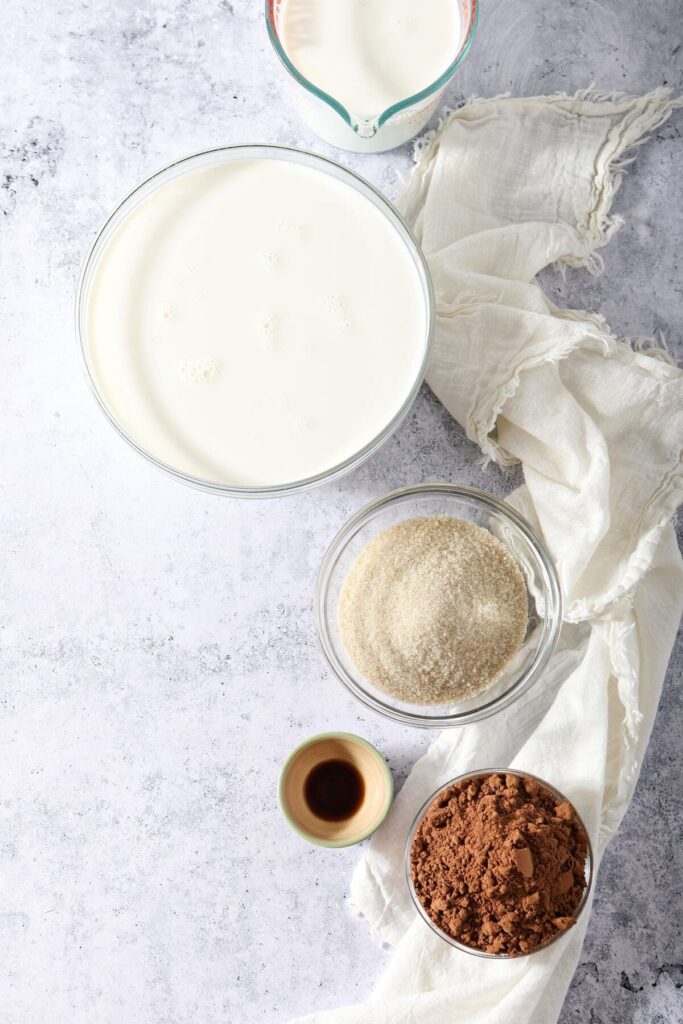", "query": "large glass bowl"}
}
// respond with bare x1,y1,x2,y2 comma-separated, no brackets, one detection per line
315,484,562,727
405,769,595,957
75,145,434,498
